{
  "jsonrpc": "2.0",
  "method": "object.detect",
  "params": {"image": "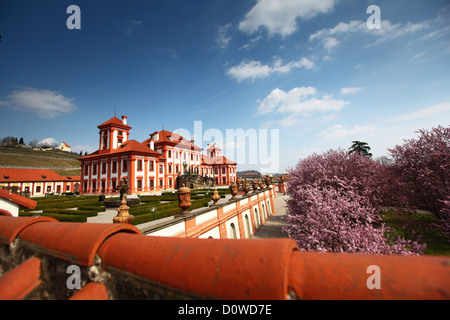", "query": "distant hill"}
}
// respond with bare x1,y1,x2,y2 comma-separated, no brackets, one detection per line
237,170,261,178
0,147,81,176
